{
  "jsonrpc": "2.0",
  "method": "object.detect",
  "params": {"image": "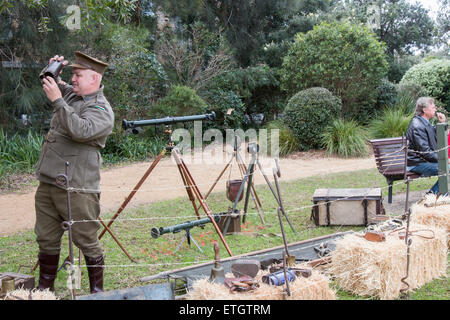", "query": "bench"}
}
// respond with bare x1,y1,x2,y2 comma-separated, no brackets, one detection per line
369,137,420,204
